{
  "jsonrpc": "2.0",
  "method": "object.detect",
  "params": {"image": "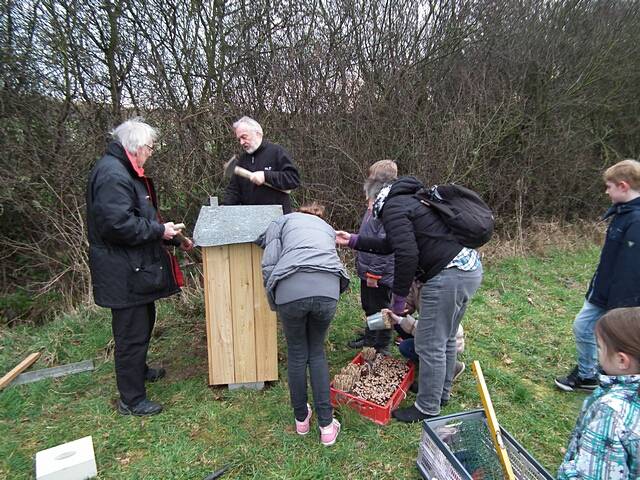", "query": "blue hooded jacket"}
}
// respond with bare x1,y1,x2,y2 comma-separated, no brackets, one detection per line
586,197,640,309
